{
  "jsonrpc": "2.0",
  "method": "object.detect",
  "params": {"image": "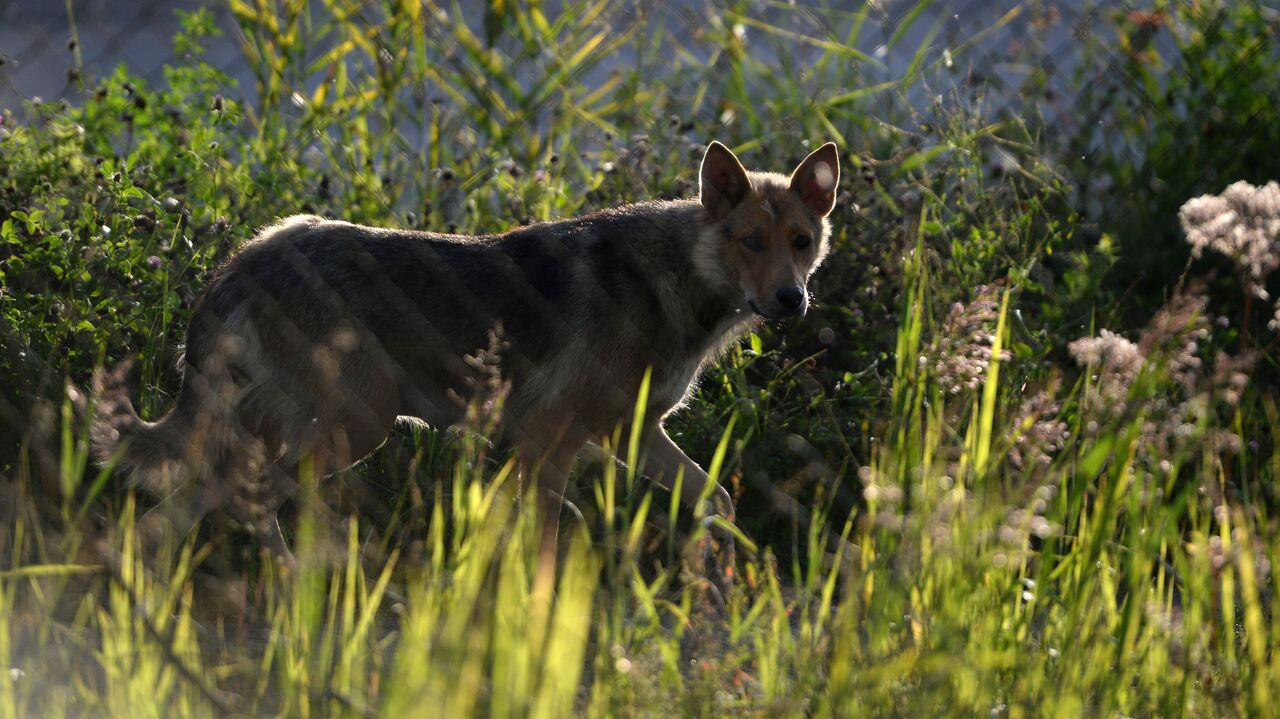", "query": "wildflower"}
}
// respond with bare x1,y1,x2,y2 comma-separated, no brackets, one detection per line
1138,289,1209,390
1067,329,1144,402
1211,352,1254,406
929,284,1009,395
1069,284,1253,487
1179,180,1280,299
1008,382,1066,472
